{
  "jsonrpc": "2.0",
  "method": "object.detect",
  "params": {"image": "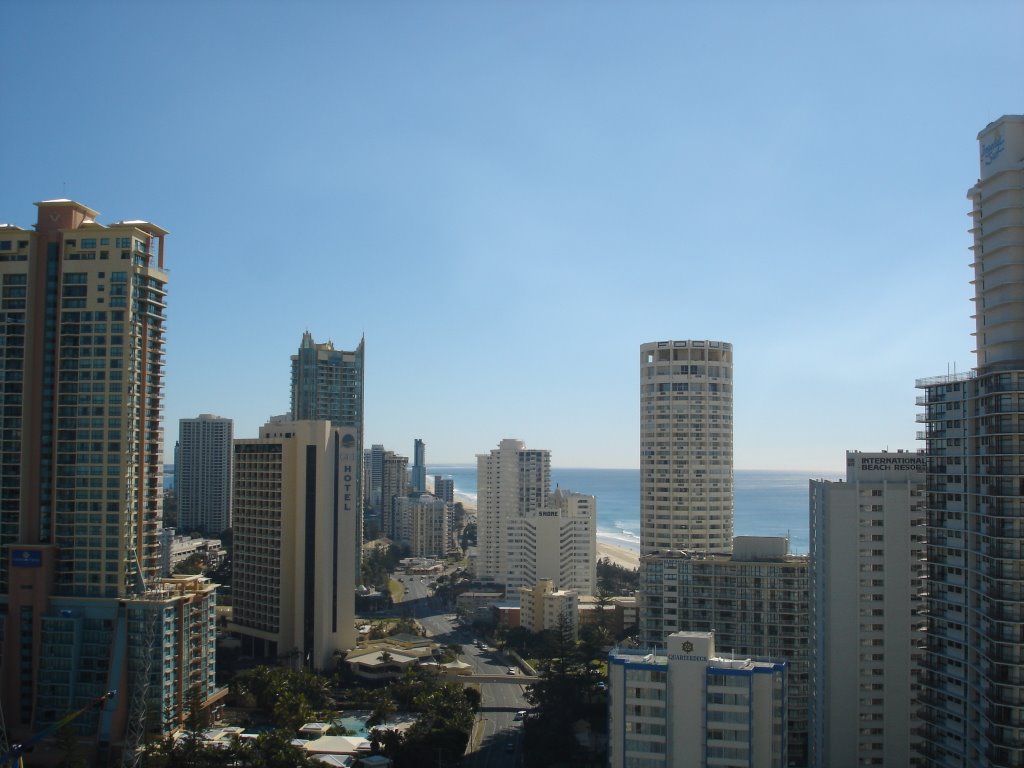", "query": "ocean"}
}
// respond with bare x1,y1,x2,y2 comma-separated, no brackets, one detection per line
165,464,841,554
428,465,843,555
